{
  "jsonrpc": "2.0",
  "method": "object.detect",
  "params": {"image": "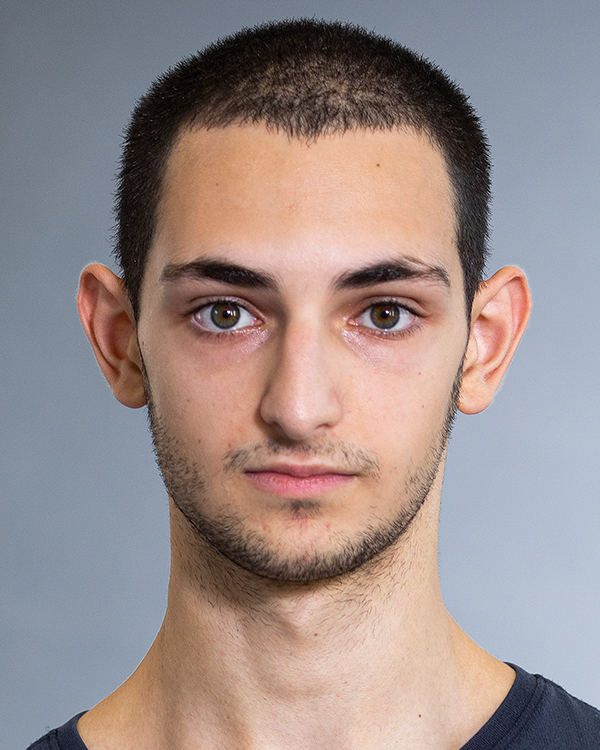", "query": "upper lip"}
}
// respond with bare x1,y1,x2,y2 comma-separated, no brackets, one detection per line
245,463,356,478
